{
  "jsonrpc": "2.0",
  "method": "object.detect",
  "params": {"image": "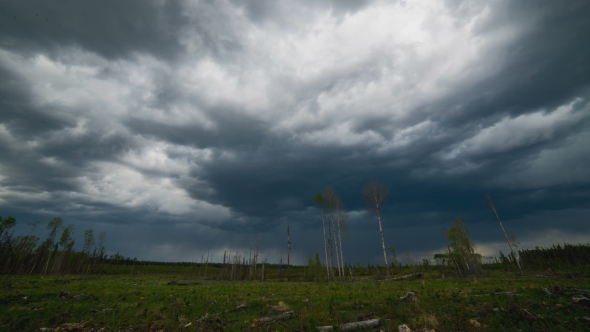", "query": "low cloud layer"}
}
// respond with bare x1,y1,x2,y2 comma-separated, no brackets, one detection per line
1,0,589,264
